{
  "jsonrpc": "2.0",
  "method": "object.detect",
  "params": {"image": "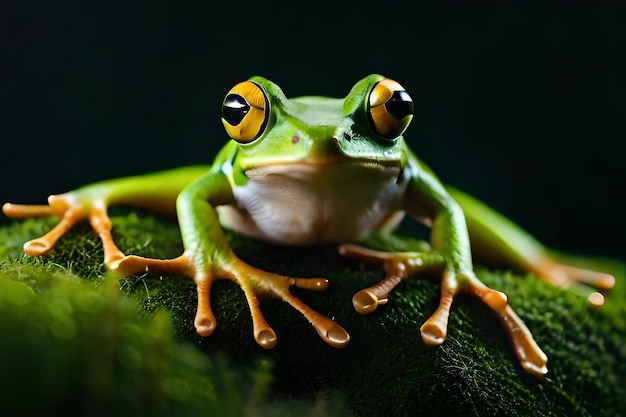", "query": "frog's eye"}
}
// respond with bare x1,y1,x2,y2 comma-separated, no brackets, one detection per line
367,79,414,139
221,81,269,143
